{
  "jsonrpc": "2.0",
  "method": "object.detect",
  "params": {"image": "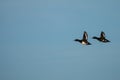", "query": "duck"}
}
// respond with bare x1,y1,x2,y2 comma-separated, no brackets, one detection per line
74,31,91,45
92,31,110,43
